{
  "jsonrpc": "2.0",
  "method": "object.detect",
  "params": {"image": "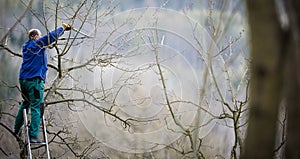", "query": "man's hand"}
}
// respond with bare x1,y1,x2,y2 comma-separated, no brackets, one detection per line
62,23,72,31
